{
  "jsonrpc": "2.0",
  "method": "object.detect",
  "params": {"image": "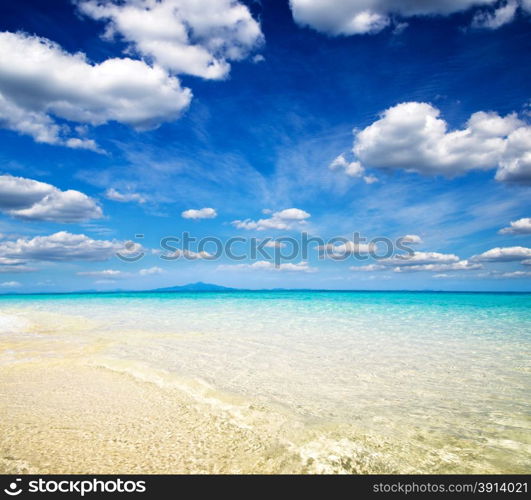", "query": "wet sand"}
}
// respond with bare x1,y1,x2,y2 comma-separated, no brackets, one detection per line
0,359,324,474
